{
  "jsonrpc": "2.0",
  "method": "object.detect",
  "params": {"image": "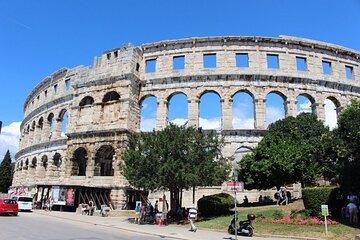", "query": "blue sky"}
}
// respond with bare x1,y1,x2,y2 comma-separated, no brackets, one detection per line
1,0,360,159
